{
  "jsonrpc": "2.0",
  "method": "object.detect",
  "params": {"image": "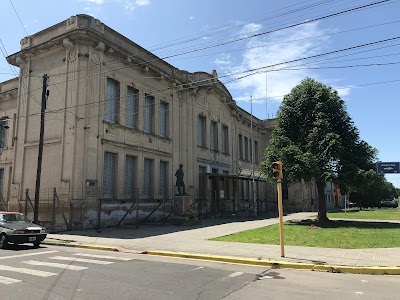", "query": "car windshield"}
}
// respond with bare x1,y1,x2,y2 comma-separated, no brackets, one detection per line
0,213,30,222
